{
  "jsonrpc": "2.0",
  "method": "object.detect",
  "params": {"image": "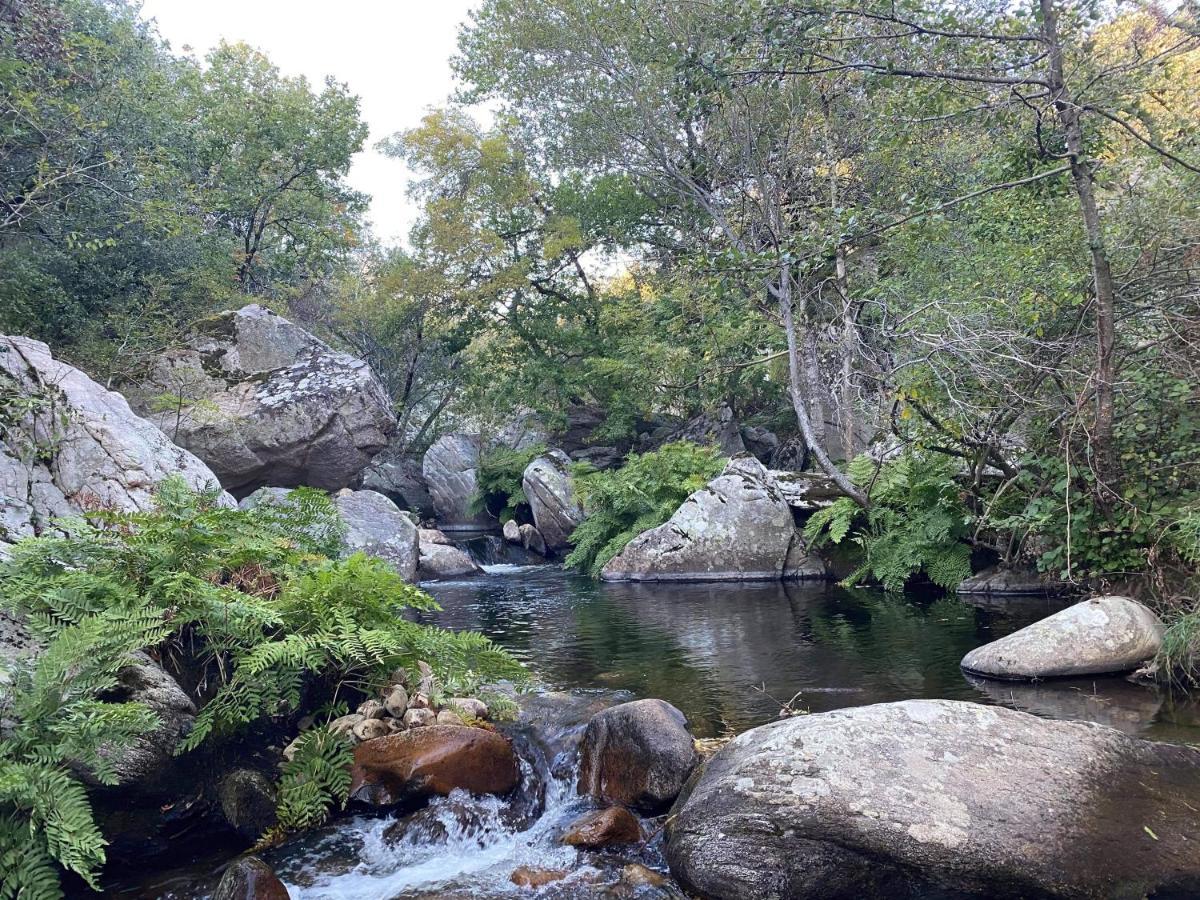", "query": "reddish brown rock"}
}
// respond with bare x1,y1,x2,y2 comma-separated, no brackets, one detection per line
562,806,642,849
349,724,520,807
212,856,290,900
510,866,568,888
